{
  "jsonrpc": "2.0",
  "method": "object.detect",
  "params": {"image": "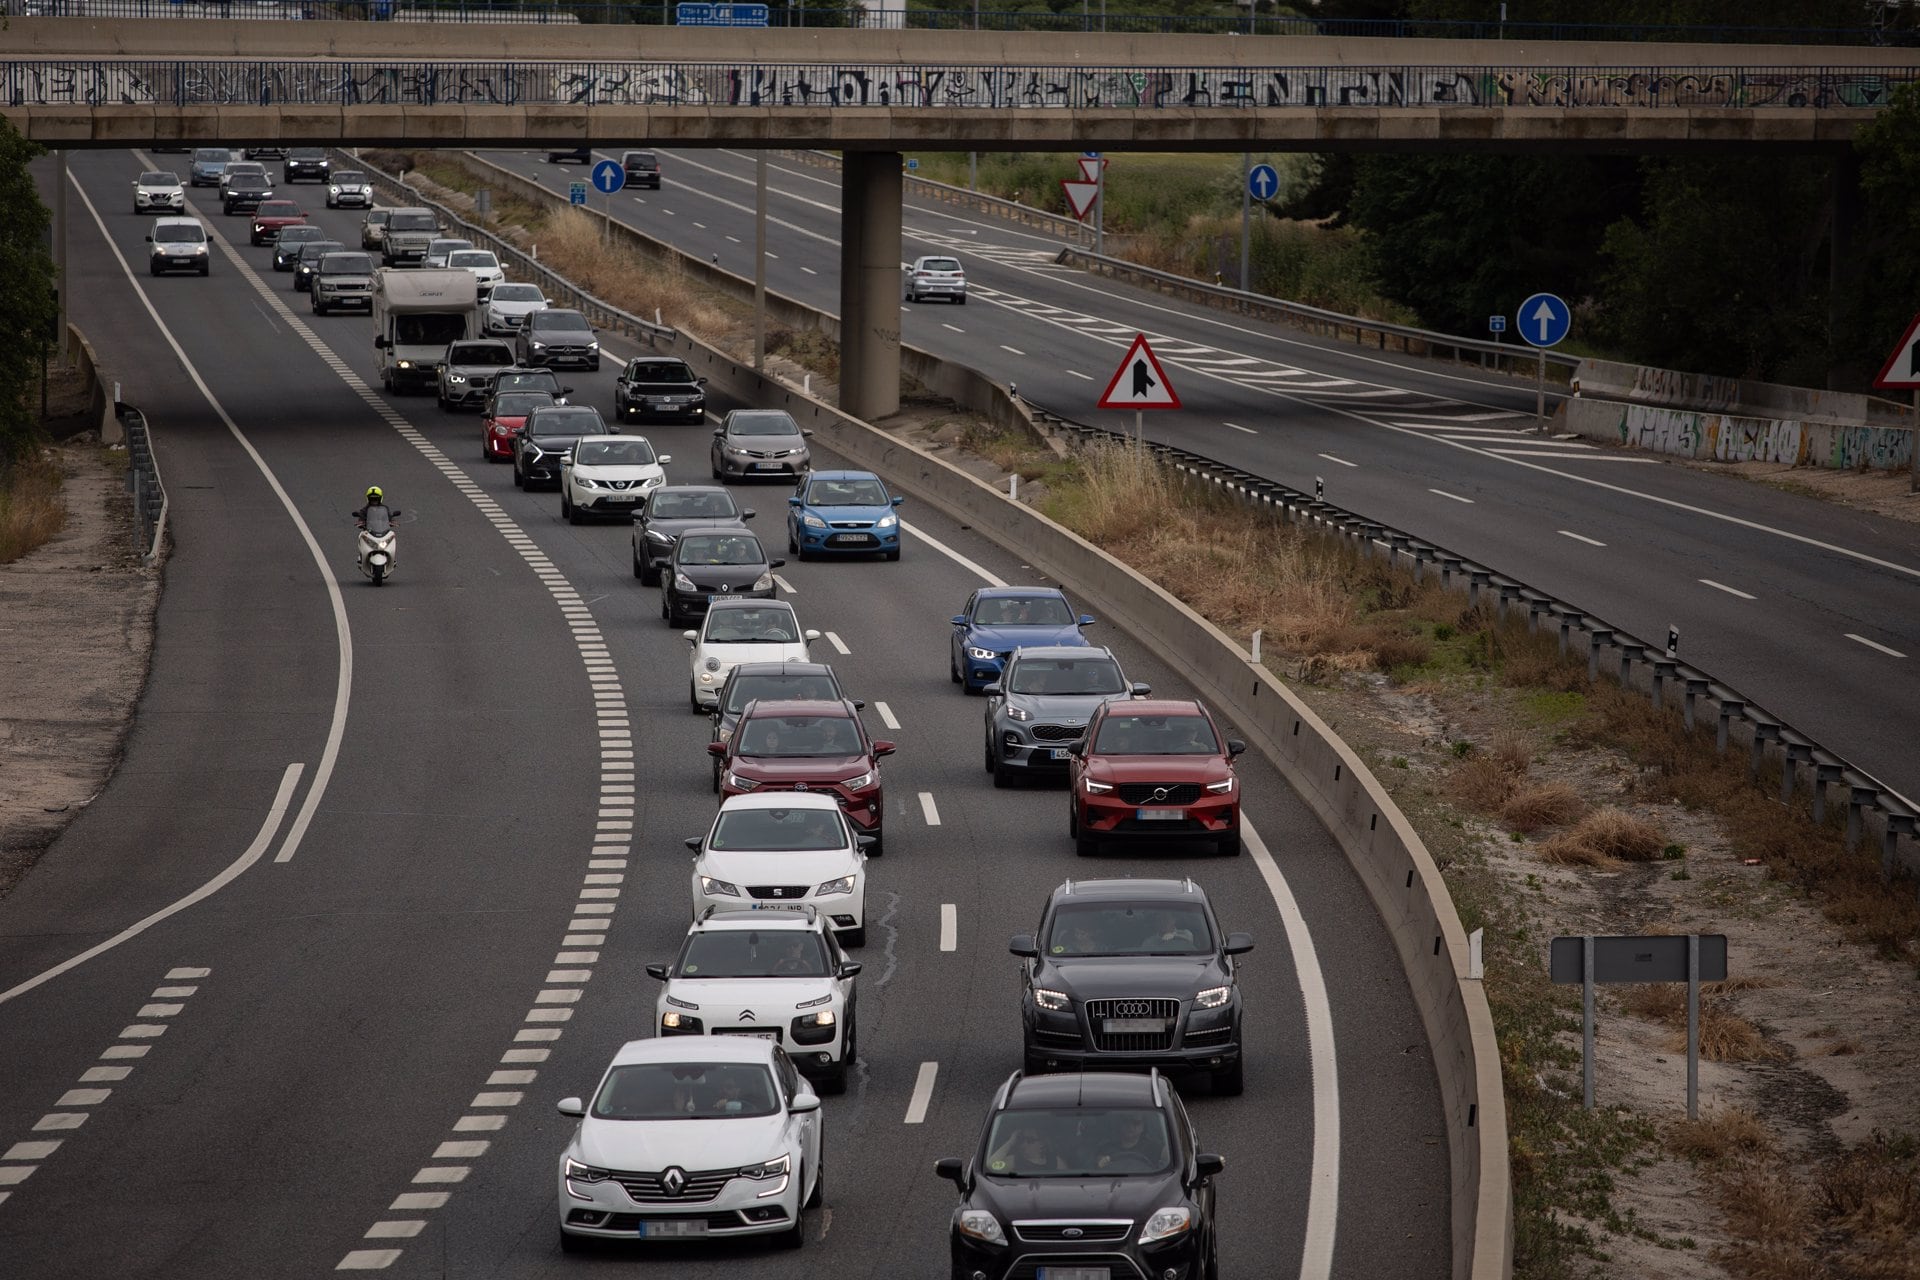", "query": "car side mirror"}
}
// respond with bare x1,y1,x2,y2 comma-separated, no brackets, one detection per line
981,683,1002,697
803,629,820,642
1227,739,1247,757
802,429,816,438
658,454,672,465
742,509,756,519
1194,1152,1226,1180
891,496,905,506
682,630,698,643
873,740,896,757
1224,932,1254,956
838,961,862,979
561,386,574,396
697,376,709,386
788,496,802,507
644,963,669,980
713,428,725,438
684,836,702,851
855,834,877,851
706,741,727,757
1008,933,1038,958
769,558,786,569
1077,614,1097,627
789,1094,821,1115
950,615,968,627
373,336,387,349
556,1097,585,1118
934,1157,966,1189
144,234,153,242
851,699,865,710
1130,683,1152,697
